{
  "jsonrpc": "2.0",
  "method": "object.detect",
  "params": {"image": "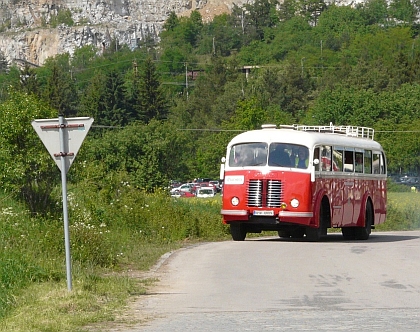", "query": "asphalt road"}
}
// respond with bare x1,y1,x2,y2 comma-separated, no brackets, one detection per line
108,231,420,332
